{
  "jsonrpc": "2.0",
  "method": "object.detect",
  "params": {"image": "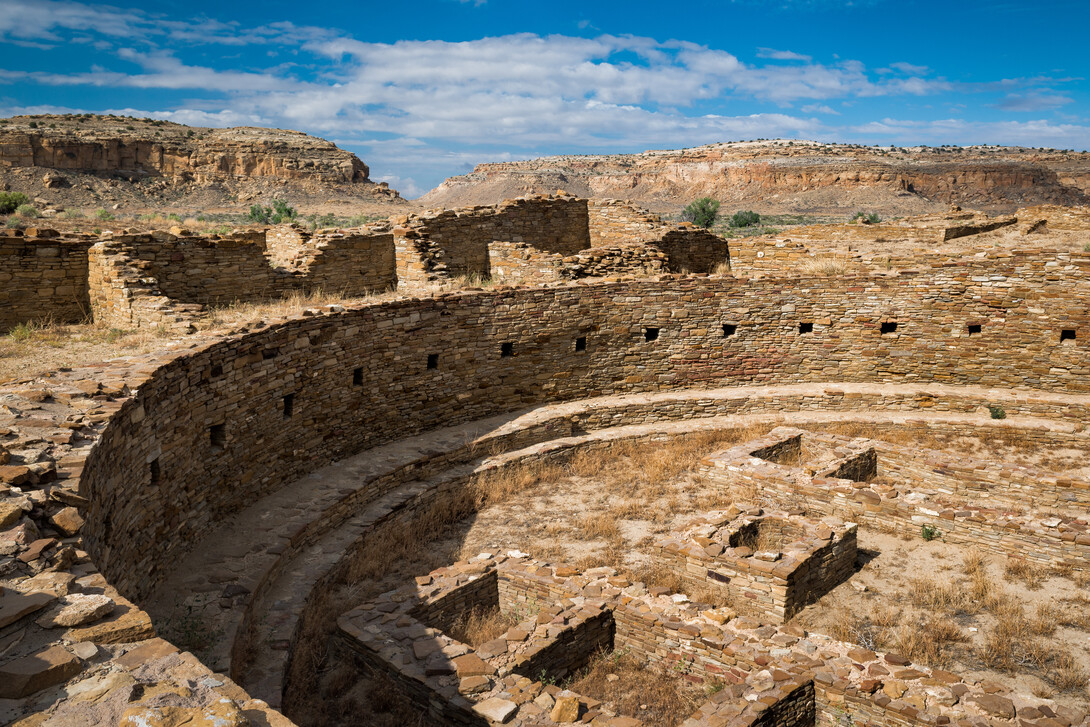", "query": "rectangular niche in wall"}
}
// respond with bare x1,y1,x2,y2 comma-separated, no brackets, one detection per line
210,424,226,452
427,353,439,369
501,342,514,357
353,367,364,386
799,322,814,334
150,458,161,485
283,393,295,419
1061,329,1077,343
967,324,982,336
644,327,660,342
880,321,898,334
722,324,737,337
575,336,587,352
